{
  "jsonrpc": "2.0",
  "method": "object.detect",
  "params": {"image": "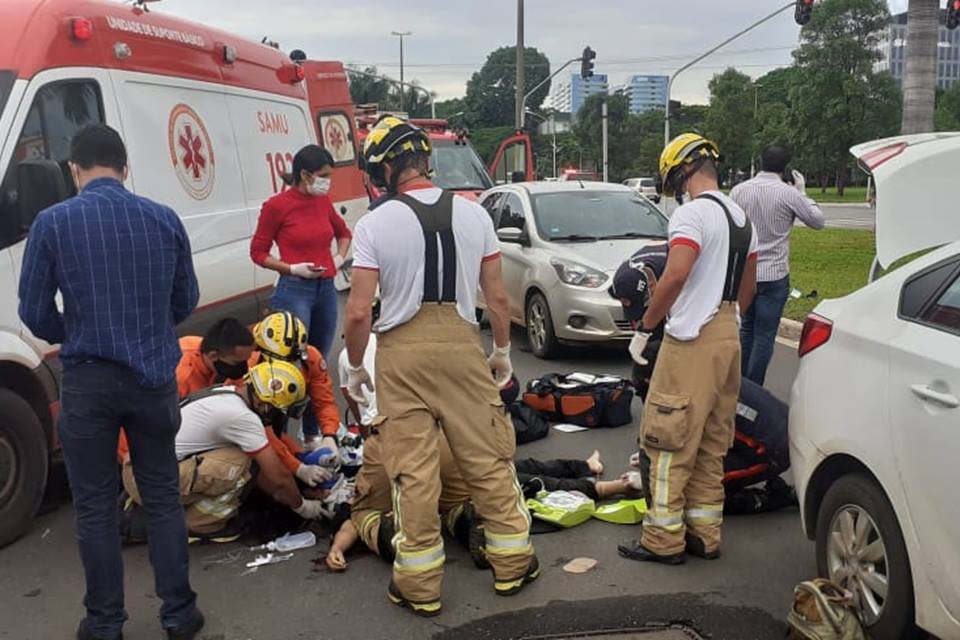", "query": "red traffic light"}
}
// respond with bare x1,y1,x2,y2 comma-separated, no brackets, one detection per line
795,0,814,25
